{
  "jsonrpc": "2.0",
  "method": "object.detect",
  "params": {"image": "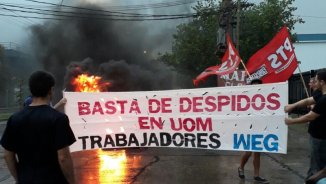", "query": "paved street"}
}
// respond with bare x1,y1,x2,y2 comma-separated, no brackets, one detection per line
0,121,309,184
